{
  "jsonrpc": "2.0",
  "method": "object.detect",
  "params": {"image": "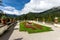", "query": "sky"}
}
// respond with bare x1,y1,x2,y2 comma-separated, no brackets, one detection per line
0,0,60,15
